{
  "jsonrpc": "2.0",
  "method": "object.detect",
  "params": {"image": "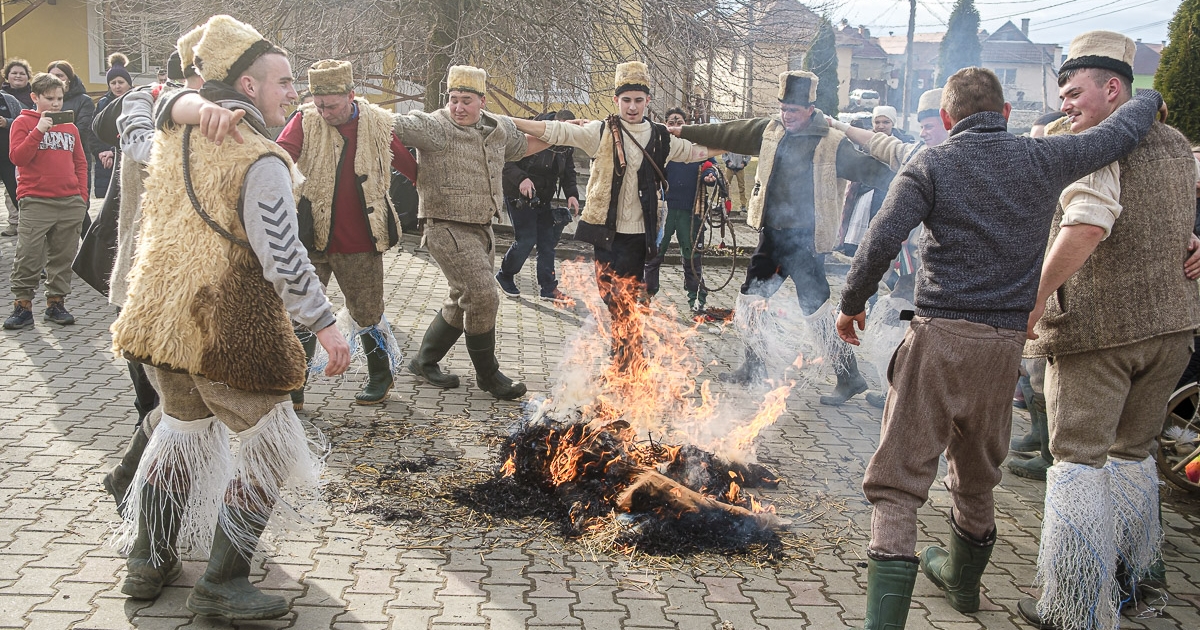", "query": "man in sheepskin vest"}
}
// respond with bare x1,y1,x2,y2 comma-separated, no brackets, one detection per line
510,61,719,372
108,15,350,621
392,65,547,400
1019,31,1200,630
276,59,419,408
669,71,894,405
